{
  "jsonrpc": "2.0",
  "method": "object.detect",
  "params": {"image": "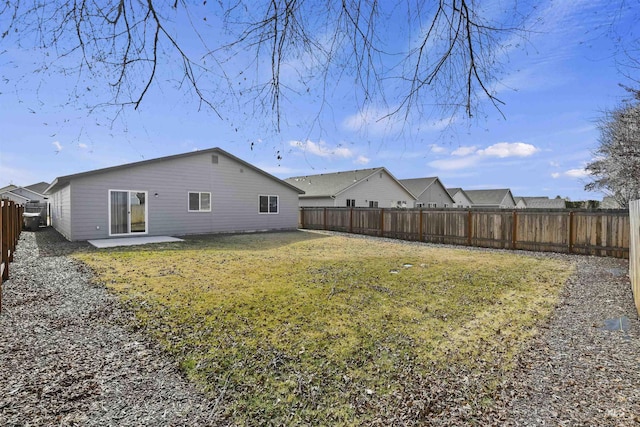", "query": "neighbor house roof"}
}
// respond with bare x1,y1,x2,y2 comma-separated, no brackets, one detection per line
24,181,50,195
446,187,471,200
285,167,411,199
45,147,304,195
516,196,566,209
465,189,515,206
